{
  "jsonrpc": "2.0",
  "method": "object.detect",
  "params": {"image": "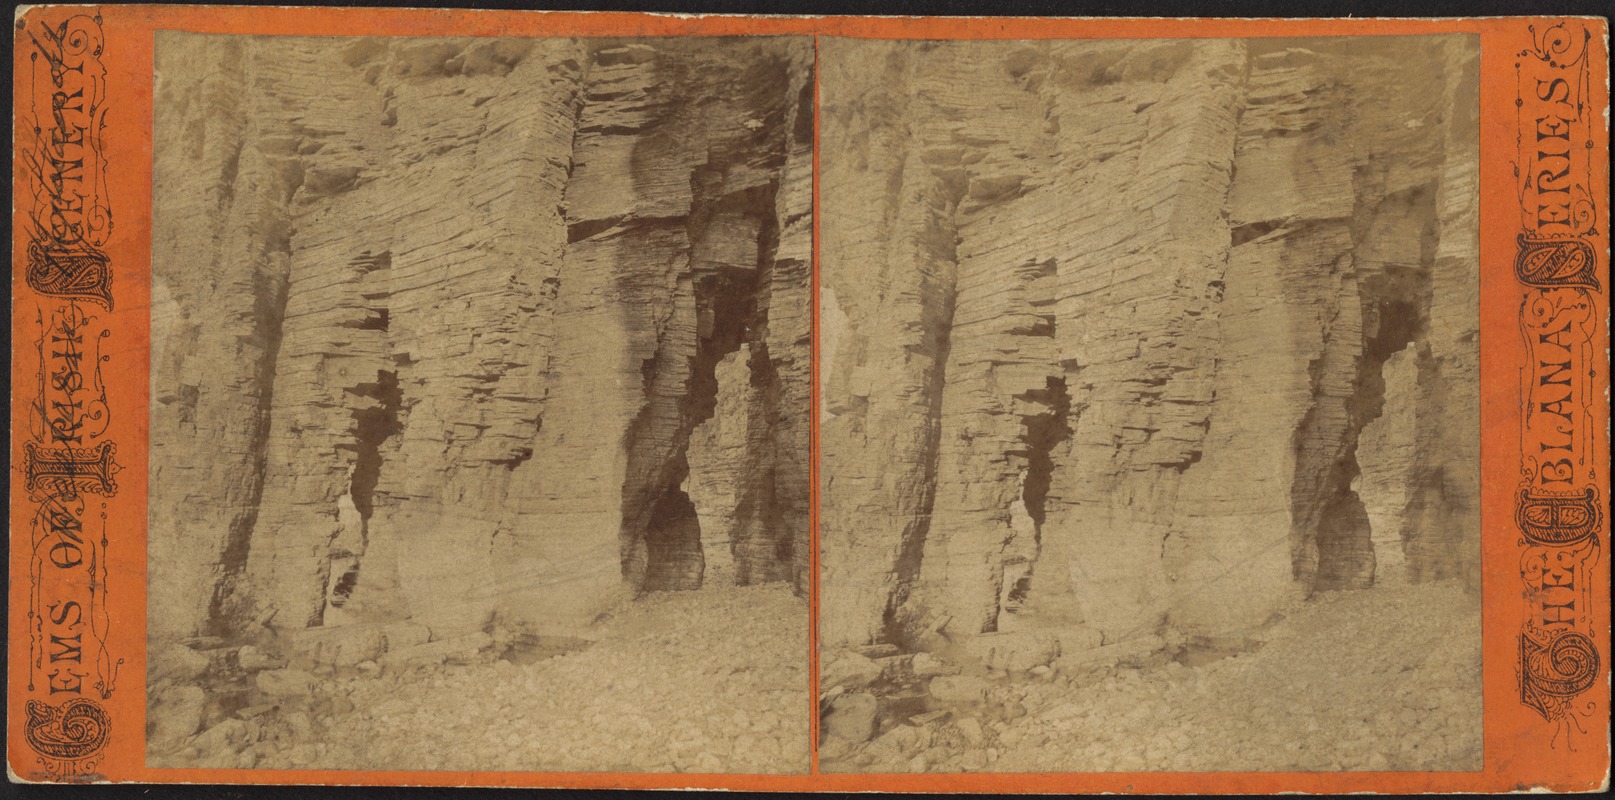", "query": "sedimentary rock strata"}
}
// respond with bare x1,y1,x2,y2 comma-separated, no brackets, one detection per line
819,35,1480,658
150,32,810,671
